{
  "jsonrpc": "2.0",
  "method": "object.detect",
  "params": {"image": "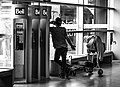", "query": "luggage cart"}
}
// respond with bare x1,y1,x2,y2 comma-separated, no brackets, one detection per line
84,51,103,76
83,35,104,77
